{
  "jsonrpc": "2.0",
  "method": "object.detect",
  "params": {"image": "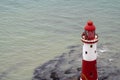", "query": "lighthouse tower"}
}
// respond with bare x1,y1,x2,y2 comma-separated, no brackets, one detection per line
80,20,98,80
